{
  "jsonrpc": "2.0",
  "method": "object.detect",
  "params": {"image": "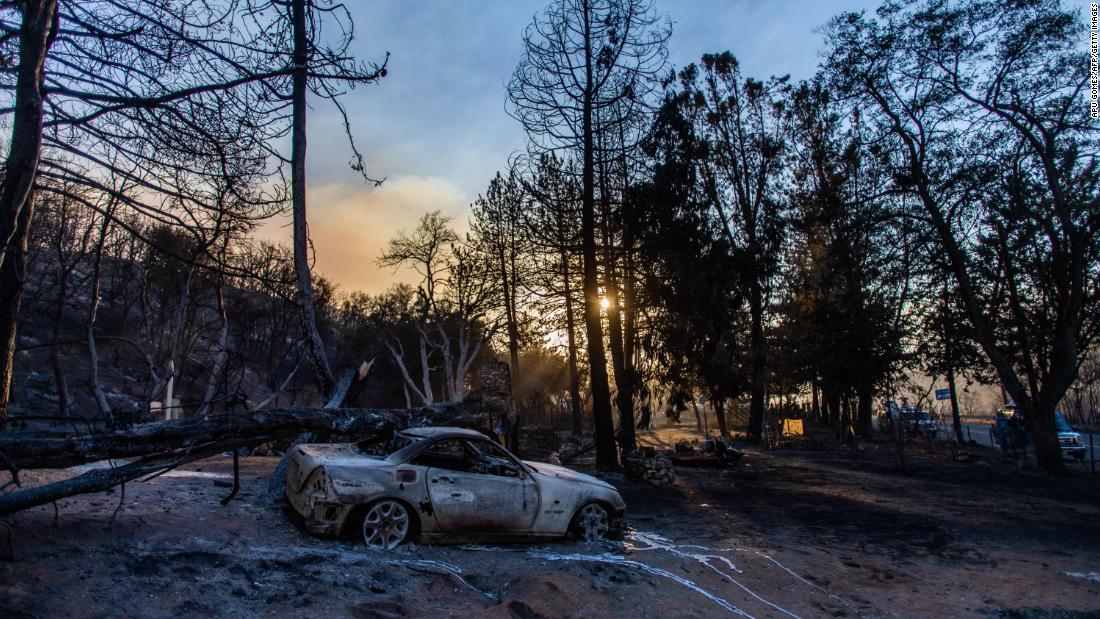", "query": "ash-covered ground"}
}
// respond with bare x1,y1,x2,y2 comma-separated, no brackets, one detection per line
2,425,1099,618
